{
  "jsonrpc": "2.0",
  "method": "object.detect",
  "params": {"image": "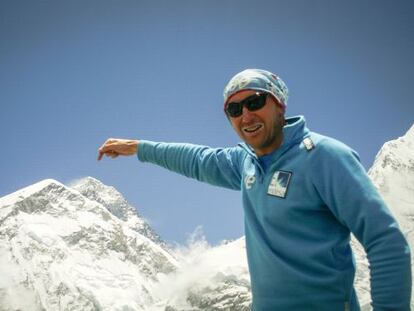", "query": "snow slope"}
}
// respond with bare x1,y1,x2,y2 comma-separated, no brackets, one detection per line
351,124,414,310
0,179,177,310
